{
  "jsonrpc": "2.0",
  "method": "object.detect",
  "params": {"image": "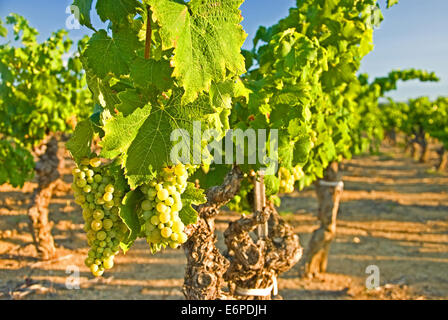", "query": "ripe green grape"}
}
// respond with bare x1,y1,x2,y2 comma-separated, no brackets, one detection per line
72,156,128,277
278,166,303,194
137,163,191,253
278,167,299,193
